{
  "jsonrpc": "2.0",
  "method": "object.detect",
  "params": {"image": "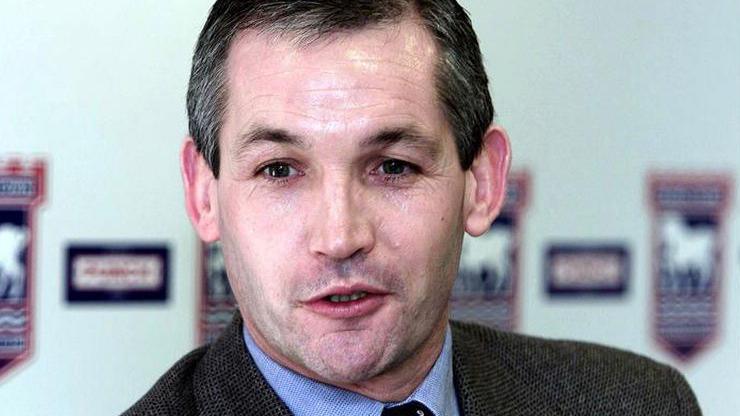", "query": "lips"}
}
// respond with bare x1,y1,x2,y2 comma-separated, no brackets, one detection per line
303,284,389,319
